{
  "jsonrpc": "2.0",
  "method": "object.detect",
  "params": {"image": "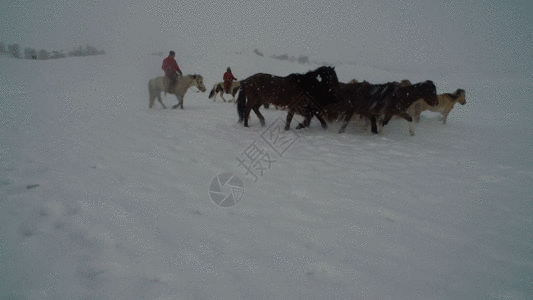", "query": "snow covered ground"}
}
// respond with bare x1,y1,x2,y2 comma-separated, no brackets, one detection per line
1,50,532,299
